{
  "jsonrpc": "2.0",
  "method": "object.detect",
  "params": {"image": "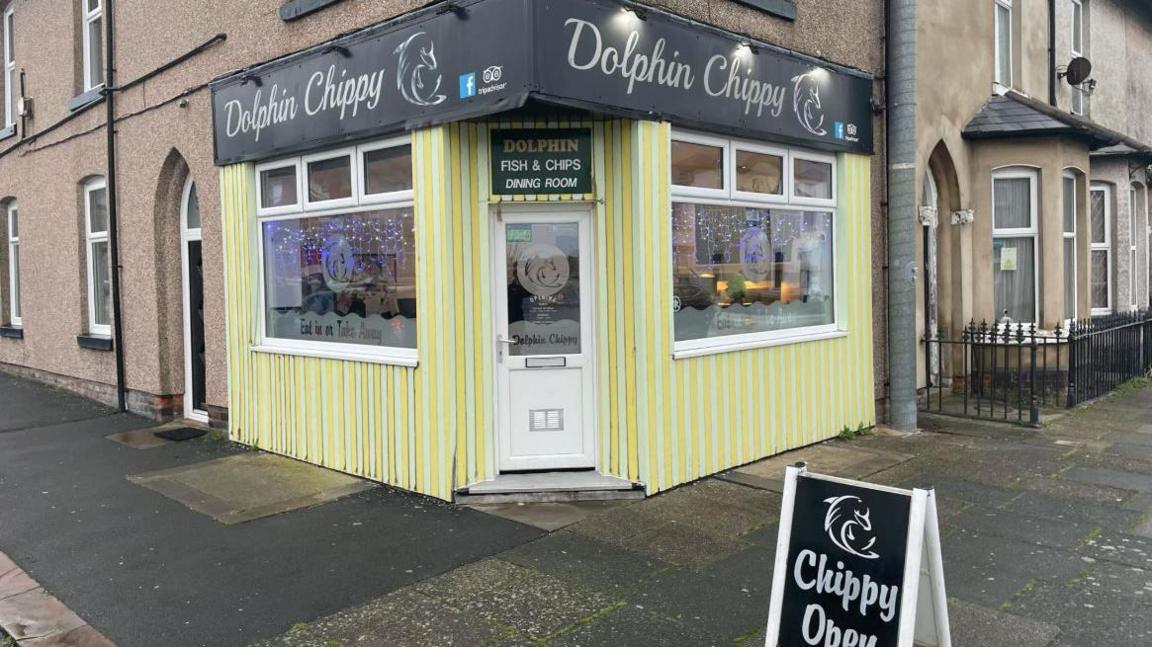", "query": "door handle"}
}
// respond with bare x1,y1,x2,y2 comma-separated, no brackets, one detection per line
497,336,516,345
